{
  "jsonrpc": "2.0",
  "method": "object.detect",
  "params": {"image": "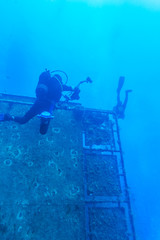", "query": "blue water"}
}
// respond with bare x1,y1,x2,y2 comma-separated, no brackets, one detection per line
0,0,160,239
